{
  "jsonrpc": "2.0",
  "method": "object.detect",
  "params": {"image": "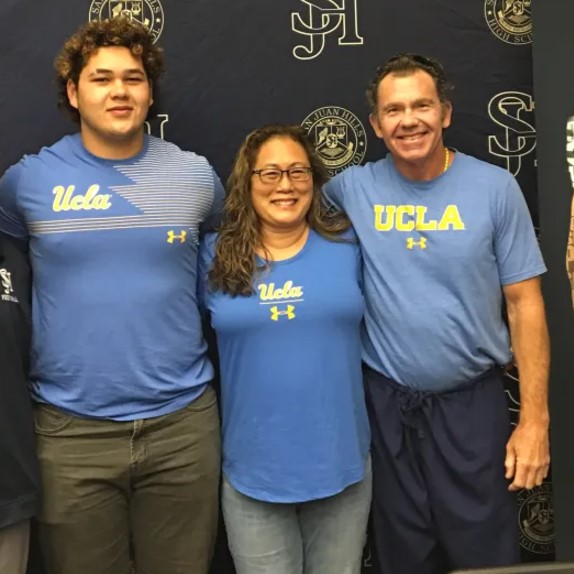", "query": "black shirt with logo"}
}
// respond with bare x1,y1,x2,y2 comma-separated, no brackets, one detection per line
0,233,40,529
